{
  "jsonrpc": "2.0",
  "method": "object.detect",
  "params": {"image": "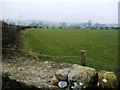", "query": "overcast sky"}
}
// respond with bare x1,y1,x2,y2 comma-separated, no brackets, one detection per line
1,0,119,24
